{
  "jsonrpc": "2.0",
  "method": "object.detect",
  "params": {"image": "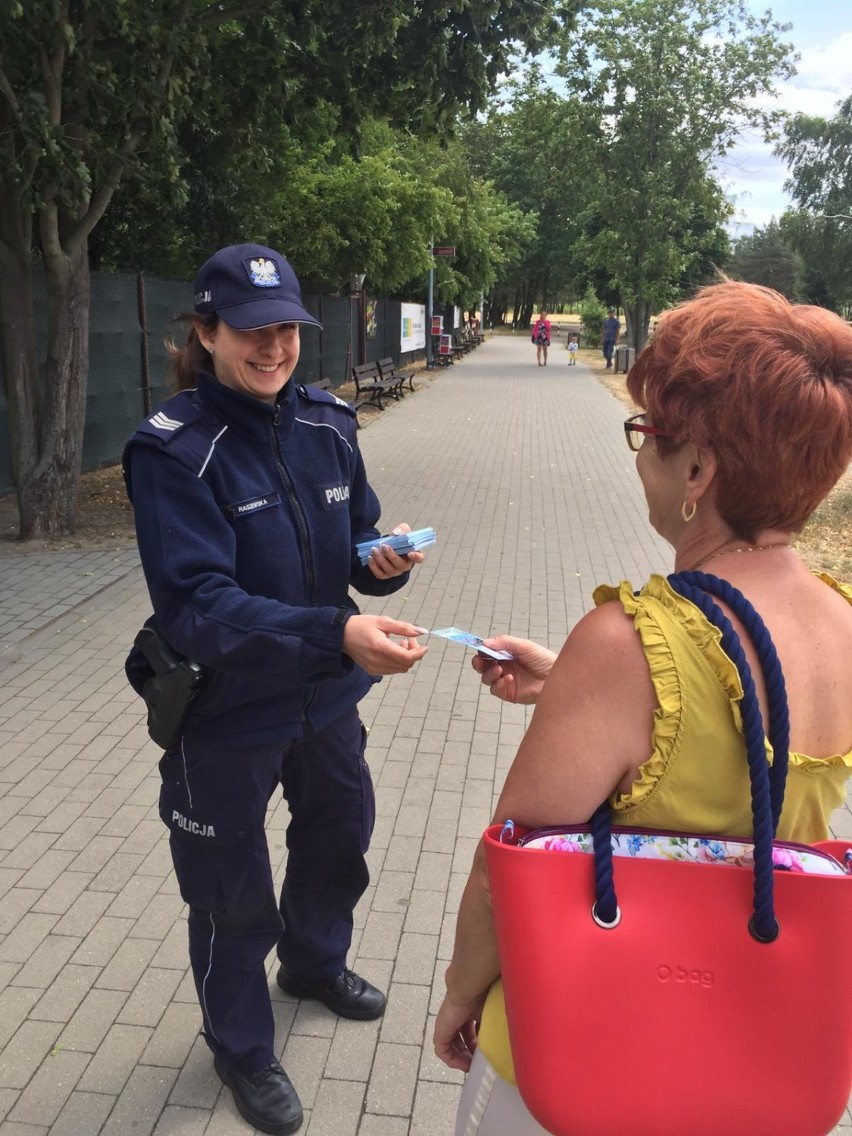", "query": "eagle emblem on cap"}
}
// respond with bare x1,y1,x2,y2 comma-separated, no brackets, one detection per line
248,257,281,288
